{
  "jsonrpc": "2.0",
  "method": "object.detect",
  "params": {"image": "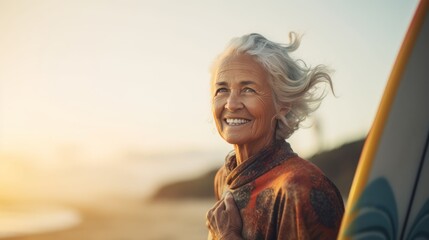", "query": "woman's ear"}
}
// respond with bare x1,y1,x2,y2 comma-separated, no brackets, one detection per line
277,104,290,117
